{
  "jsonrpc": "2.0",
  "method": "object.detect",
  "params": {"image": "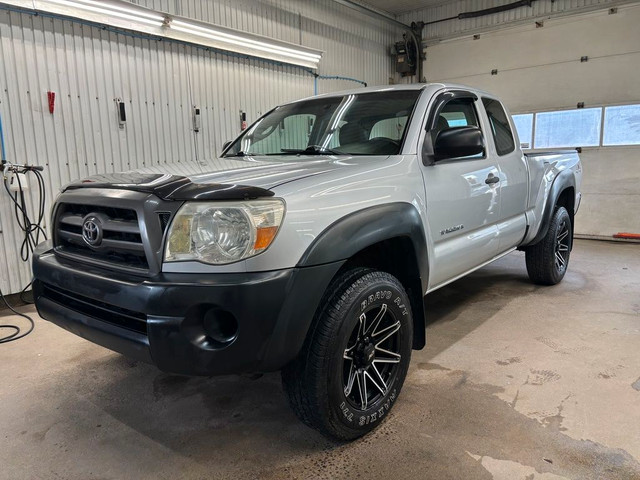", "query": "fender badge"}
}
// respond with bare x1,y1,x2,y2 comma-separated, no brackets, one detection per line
441,224,464,236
